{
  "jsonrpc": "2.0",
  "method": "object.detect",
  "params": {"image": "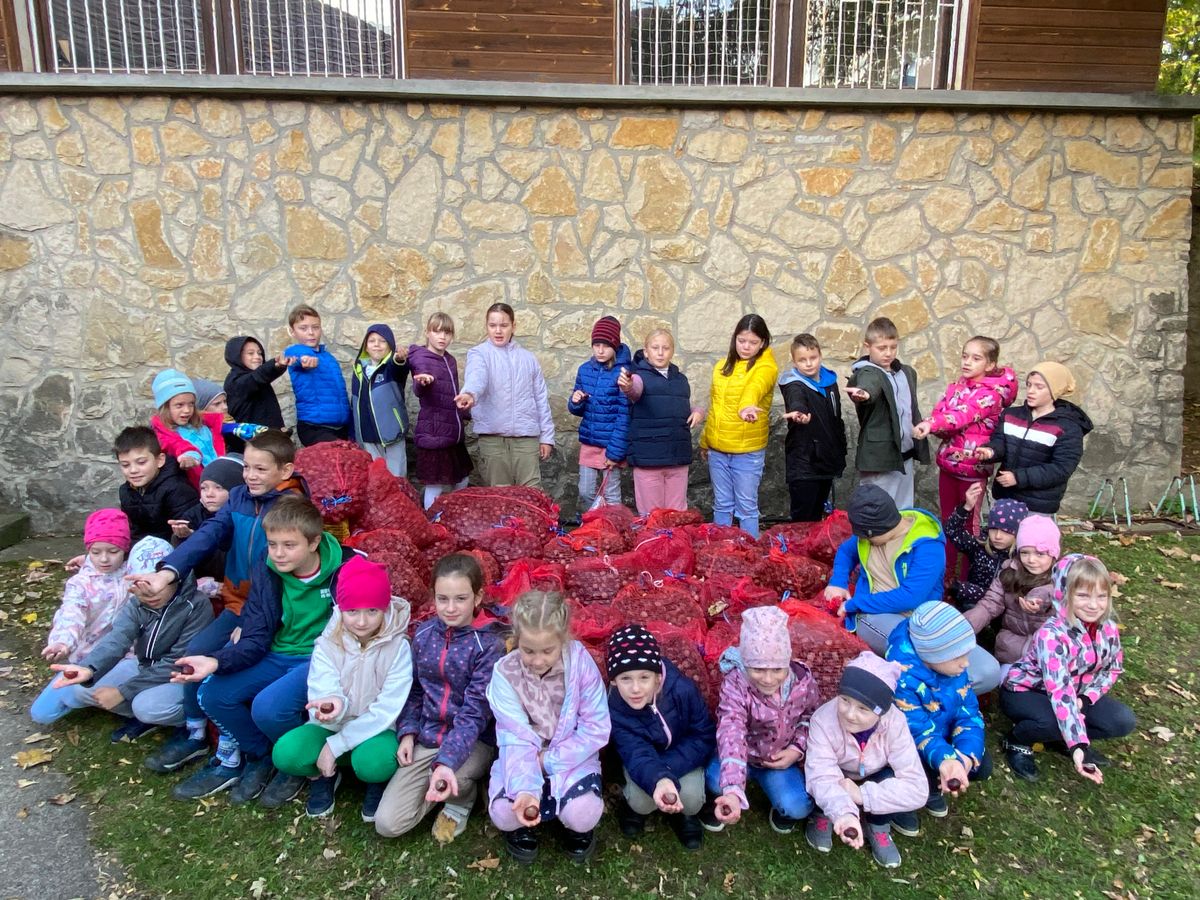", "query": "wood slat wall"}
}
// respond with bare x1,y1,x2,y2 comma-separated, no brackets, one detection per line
0,0,21,72
964,0,1167,92
405,0,616,83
